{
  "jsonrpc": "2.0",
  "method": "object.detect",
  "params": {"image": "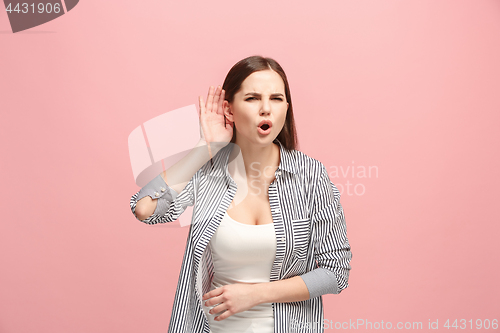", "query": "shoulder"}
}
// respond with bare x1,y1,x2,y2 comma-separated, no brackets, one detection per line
287,148,327,180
